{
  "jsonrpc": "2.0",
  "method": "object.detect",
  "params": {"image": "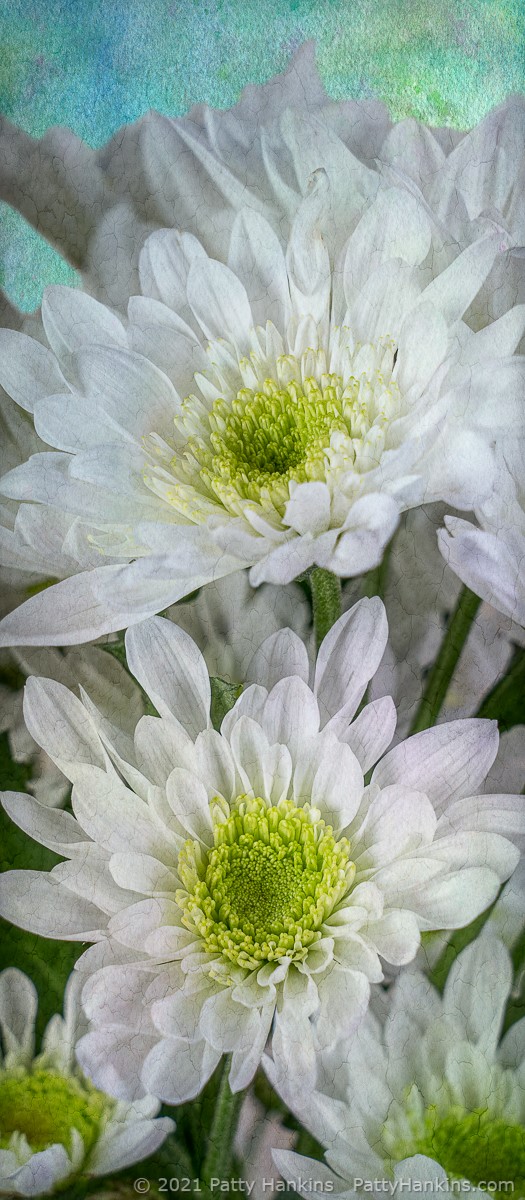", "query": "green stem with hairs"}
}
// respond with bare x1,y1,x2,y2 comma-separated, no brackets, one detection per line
200,1056,244,1192
410,585,482,734
310,568,342,650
